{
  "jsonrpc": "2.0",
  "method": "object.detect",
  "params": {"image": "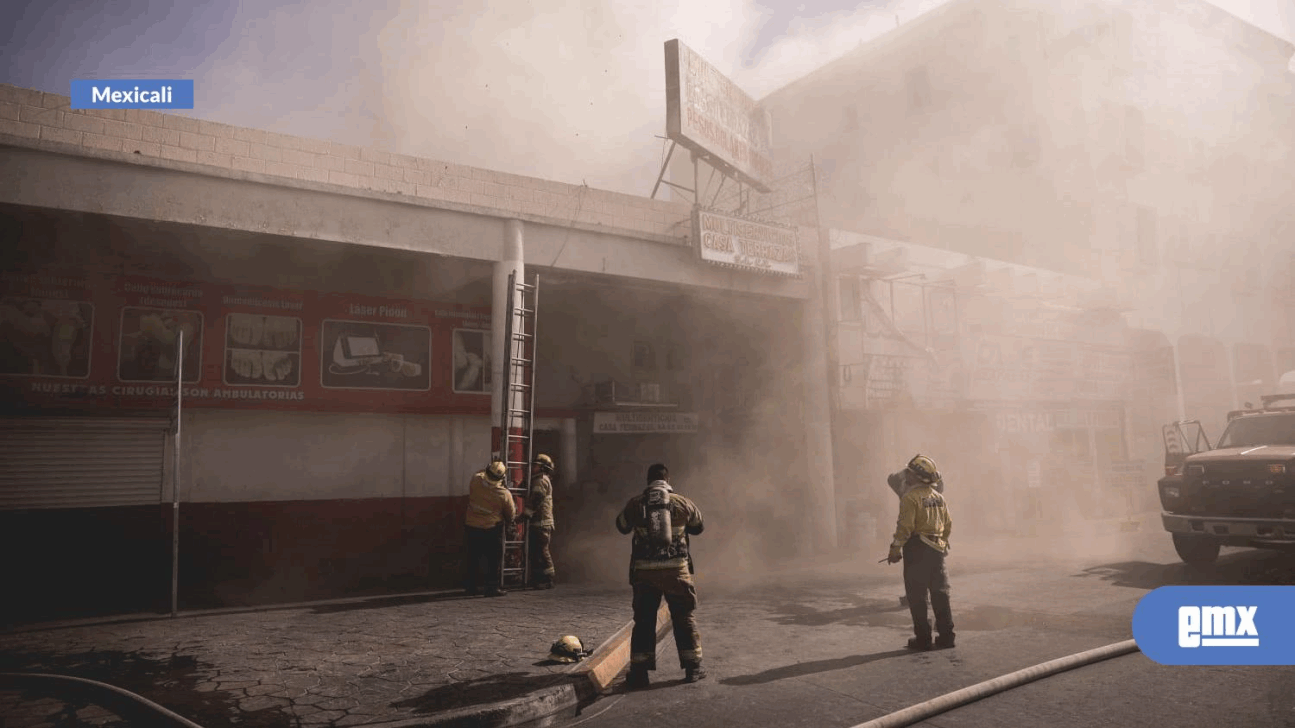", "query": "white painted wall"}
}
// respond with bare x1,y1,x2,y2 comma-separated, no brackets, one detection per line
177,410,491,503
